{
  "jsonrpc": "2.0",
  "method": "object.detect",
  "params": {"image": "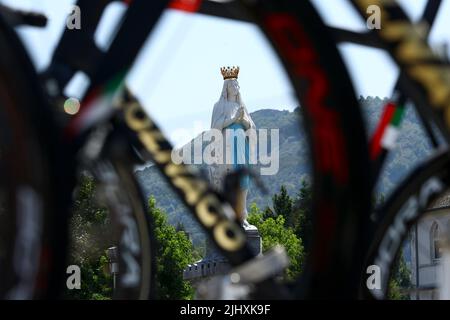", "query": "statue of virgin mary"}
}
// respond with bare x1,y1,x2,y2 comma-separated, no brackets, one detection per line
209,66,256,228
